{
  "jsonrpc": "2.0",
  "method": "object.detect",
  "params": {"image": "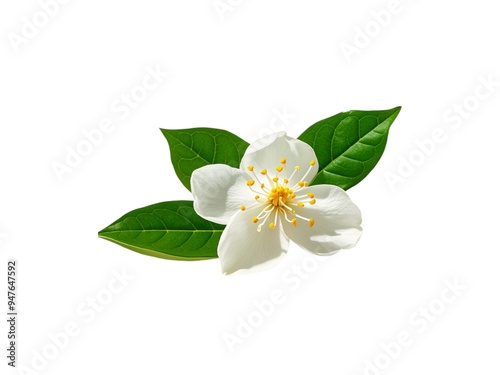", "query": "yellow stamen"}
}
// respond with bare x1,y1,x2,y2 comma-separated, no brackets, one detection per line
292,218,297,227
276,166,283,172
284,178,289,184
297,202,305,208
294,166,300,170
269,222,275,229
247,180,255,186
247,166,254,172
310,160,316,166
260,169,267,175
298,181,305,187
255,195,260,200
252,217,258,223
303,181,309,187
273,177,279,183
307,192,314,198
266,185,294,208
309,218,315,227
309,199,316,205
280,158,287,164
241,205,246,211
261,183,265,189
